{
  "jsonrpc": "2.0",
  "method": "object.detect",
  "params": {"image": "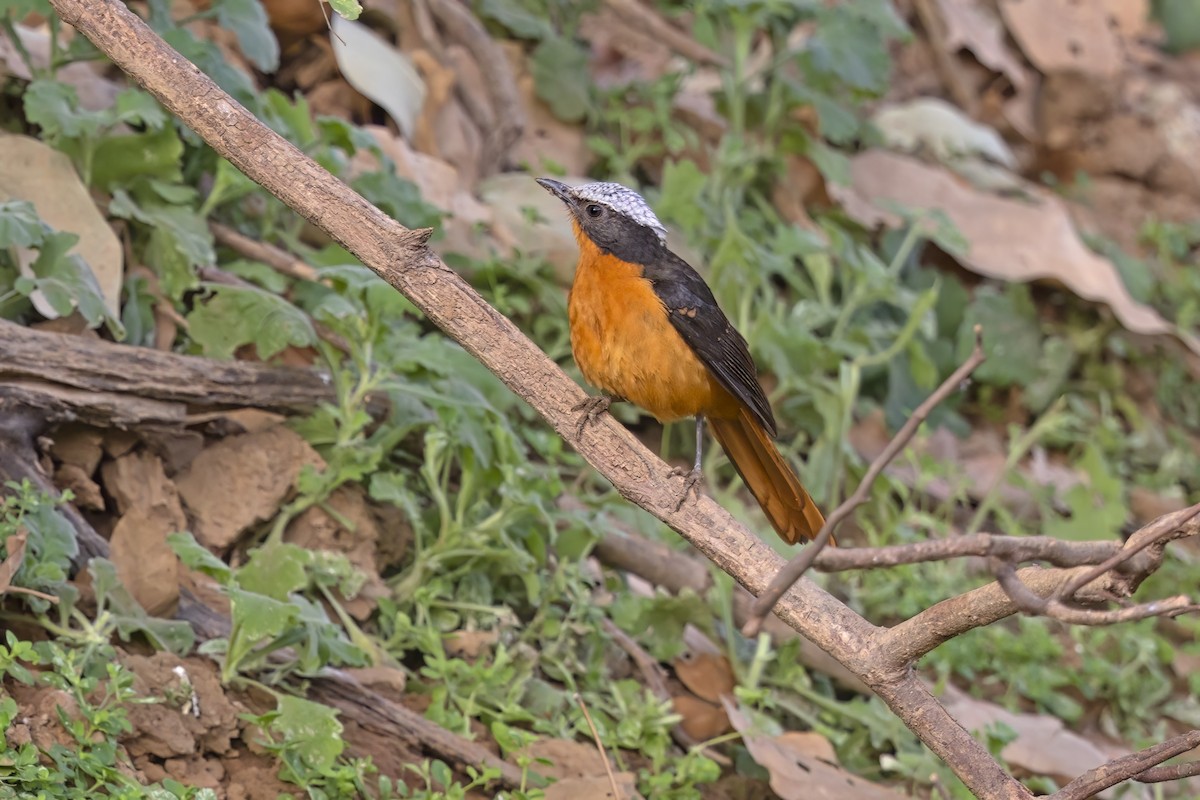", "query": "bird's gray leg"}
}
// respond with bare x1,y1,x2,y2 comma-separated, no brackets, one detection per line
670,415,705,510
